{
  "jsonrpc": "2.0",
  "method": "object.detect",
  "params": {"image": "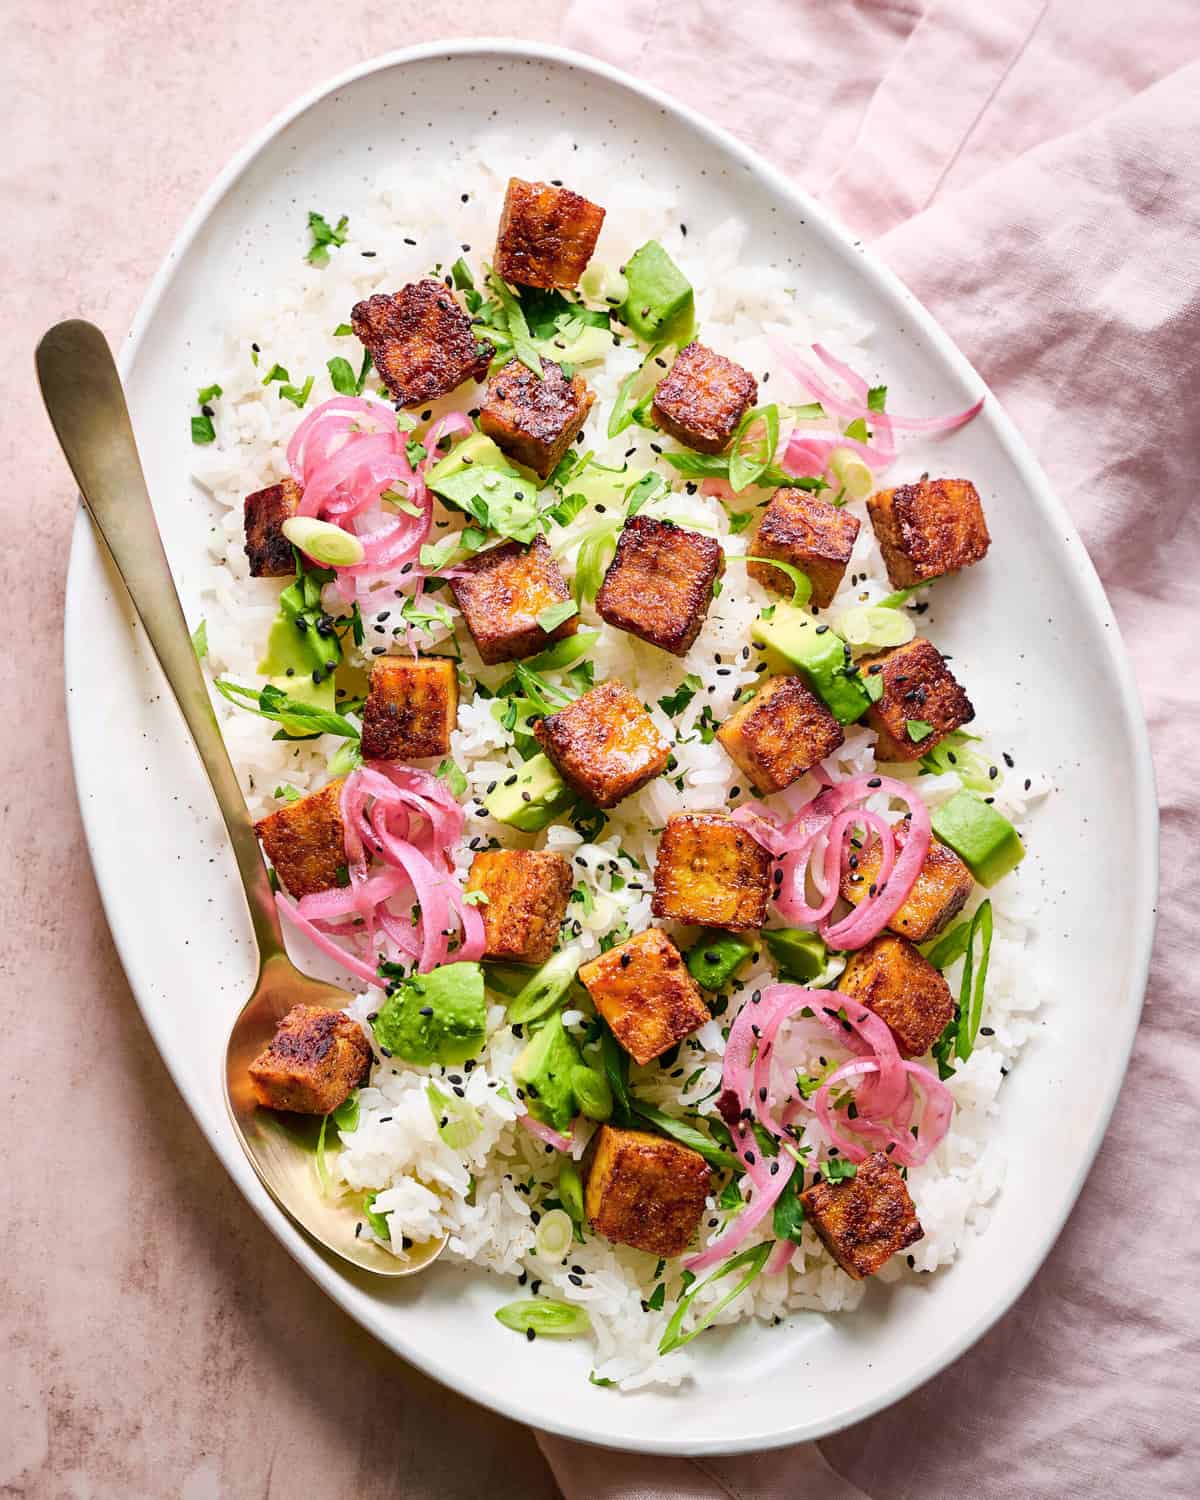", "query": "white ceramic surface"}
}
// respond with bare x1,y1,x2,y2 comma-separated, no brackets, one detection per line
63,40,1158,1454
